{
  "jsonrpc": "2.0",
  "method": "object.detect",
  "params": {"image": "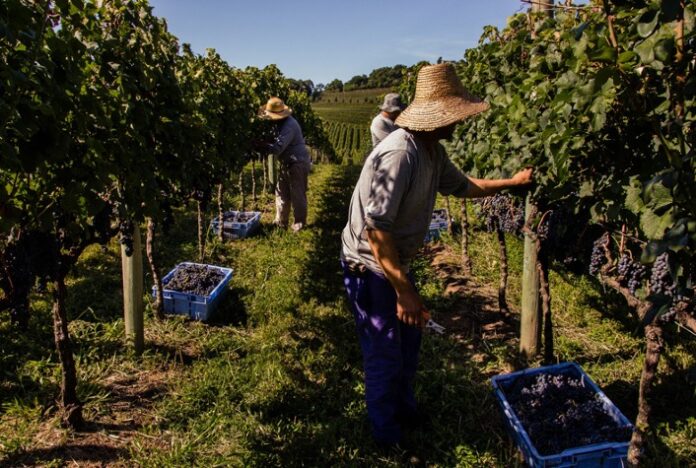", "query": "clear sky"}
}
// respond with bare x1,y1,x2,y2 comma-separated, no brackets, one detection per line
148,0,533,85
